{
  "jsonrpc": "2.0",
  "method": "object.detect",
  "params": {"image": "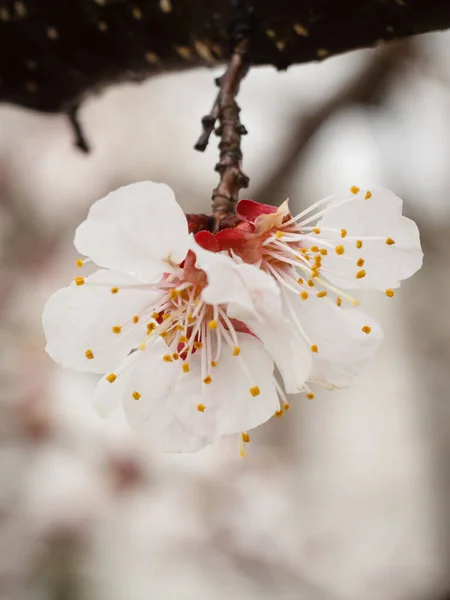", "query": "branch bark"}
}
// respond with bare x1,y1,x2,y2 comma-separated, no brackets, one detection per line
0,0,448,113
